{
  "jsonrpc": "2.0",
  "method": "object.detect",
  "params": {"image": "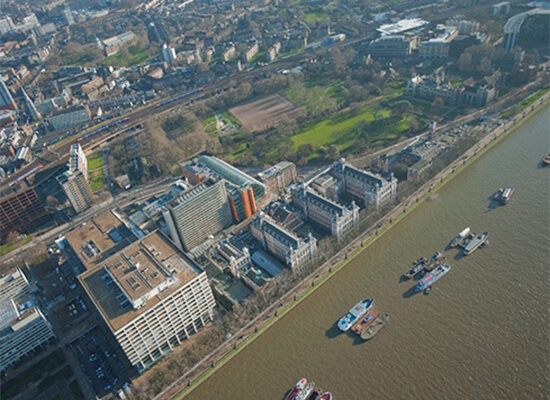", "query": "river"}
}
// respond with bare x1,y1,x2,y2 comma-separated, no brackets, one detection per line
186,107,550,400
